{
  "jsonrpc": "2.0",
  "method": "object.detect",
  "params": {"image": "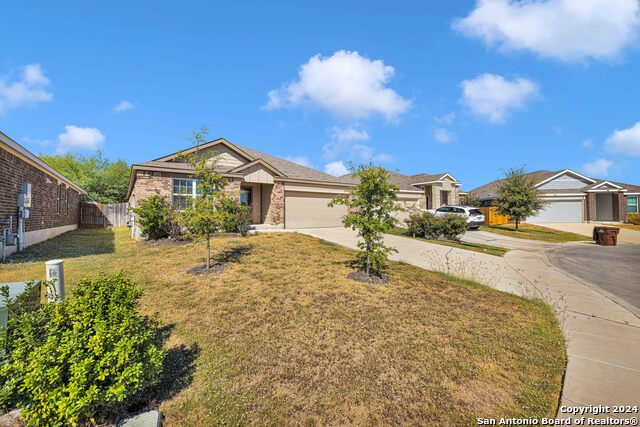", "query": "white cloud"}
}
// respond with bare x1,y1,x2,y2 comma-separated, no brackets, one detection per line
434,112,456,125
22,136,52,147
434,128,456,143
605,122,640,157
284,155,314,168
57,125,106,153
264,50,410,121
582,159,614,177
330,126,370,143
453,0,640,62
114,100,134,112
324,161,350,176
0,64,53,115
460,73,538,123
